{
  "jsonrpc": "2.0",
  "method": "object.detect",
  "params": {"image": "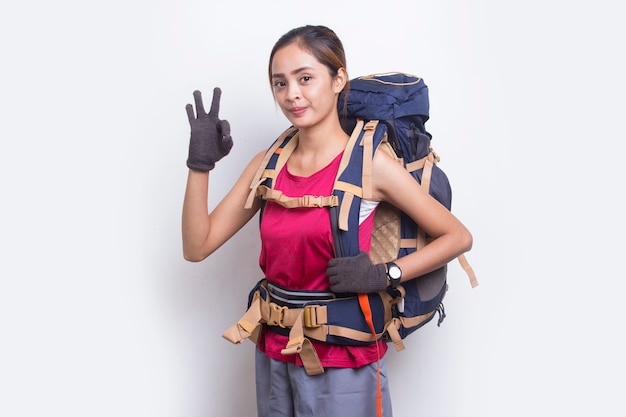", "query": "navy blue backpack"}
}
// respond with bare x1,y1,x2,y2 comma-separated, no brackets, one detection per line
334,73,477,346
224,73,476,375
